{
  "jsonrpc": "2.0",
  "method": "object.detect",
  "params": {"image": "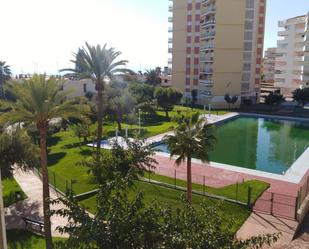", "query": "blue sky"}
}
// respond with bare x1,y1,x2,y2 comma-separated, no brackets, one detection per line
0,0,308,74
264,0,309,49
